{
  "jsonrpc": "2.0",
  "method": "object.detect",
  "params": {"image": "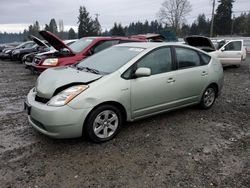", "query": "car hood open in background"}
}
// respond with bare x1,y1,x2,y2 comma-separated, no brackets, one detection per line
29,35,49,48
184,36,216,52
39,30,74,54
36,67,102,99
